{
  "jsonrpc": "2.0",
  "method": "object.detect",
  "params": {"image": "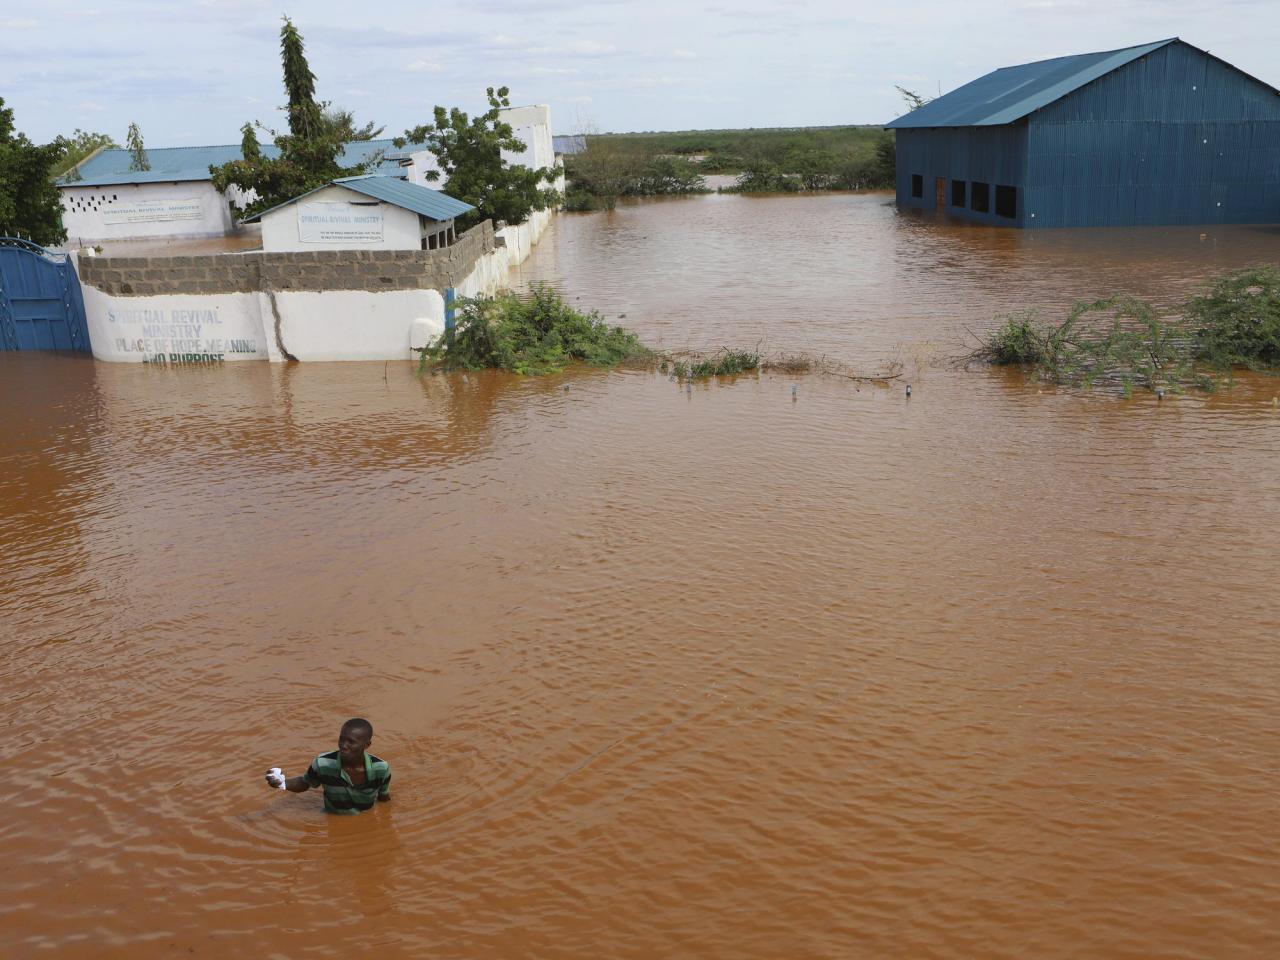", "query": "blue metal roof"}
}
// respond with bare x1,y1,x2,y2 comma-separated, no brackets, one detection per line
61,139,413,186
887,39,1178,128
241,175,474,223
